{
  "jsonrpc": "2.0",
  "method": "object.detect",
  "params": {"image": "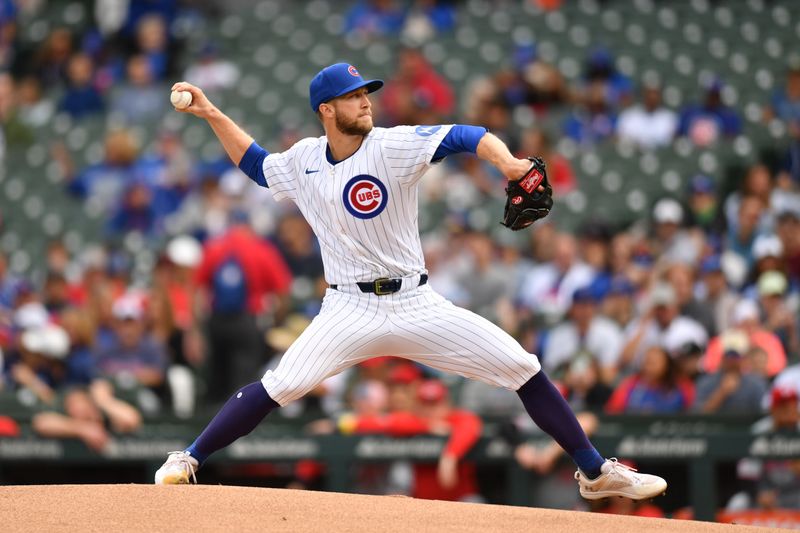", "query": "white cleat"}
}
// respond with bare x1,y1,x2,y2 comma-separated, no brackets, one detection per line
154,451,199,485
575,458,667,500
